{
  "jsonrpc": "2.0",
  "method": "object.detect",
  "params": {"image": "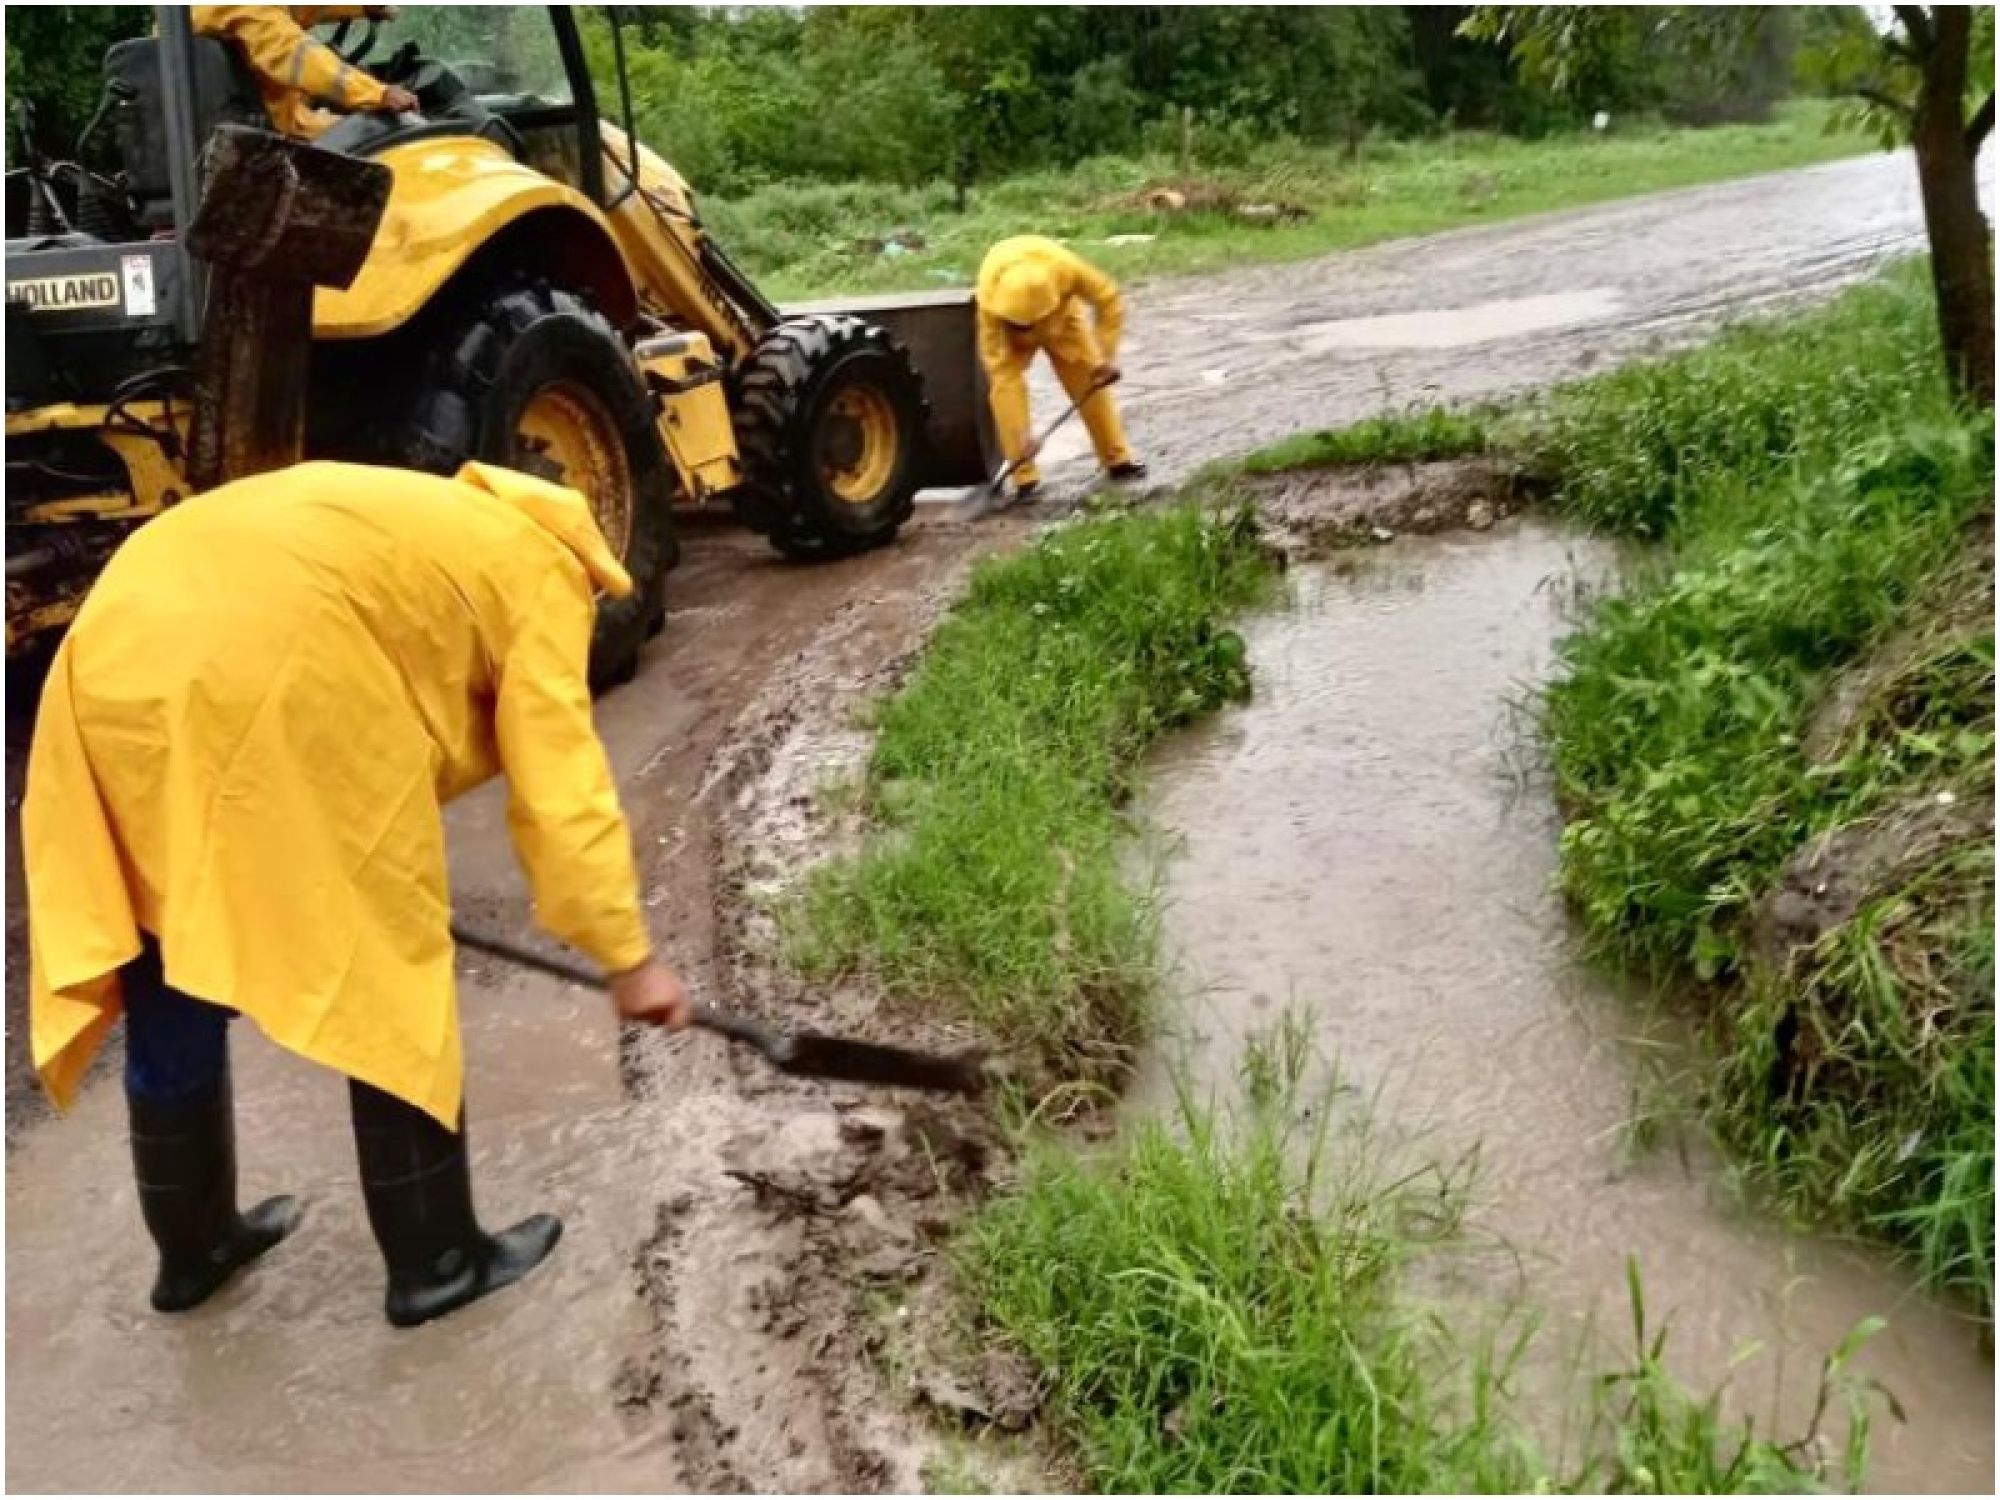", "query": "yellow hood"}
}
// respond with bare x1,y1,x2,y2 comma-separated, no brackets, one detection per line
455,461,633,598
986,262,1064,327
